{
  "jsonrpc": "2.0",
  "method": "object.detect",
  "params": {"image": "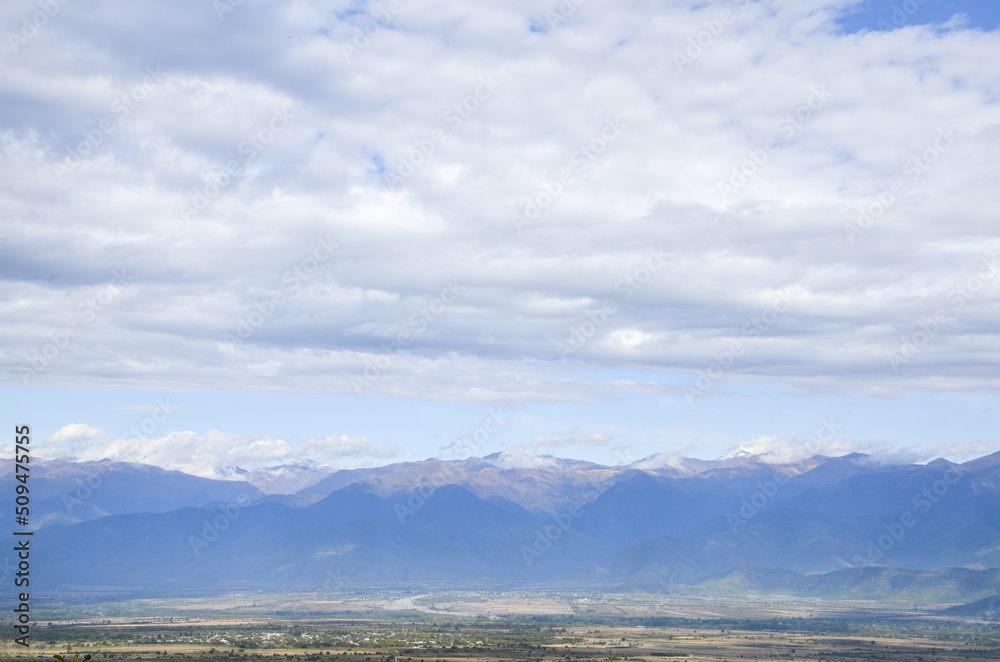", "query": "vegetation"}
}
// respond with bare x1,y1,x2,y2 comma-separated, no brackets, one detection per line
6,590,998,662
